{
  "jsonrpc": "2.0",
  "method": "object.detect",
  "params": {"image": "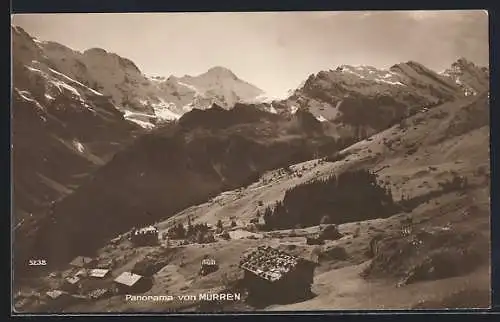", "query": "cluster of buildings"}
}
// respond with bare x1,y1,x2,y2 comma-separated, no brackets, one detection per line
39,221,316,310
41,225,161,309
44,254,153,309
